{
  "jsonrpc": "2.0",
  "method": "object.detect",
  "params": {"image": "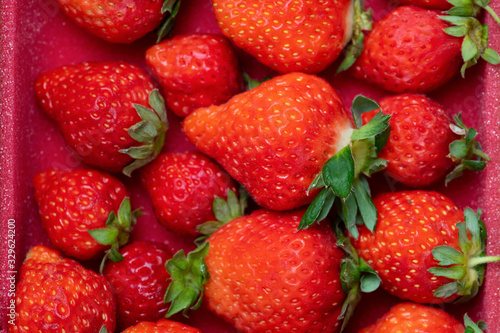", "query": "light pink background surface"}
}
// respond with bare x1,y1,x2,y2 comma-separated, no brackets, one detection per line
1,0,499,331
